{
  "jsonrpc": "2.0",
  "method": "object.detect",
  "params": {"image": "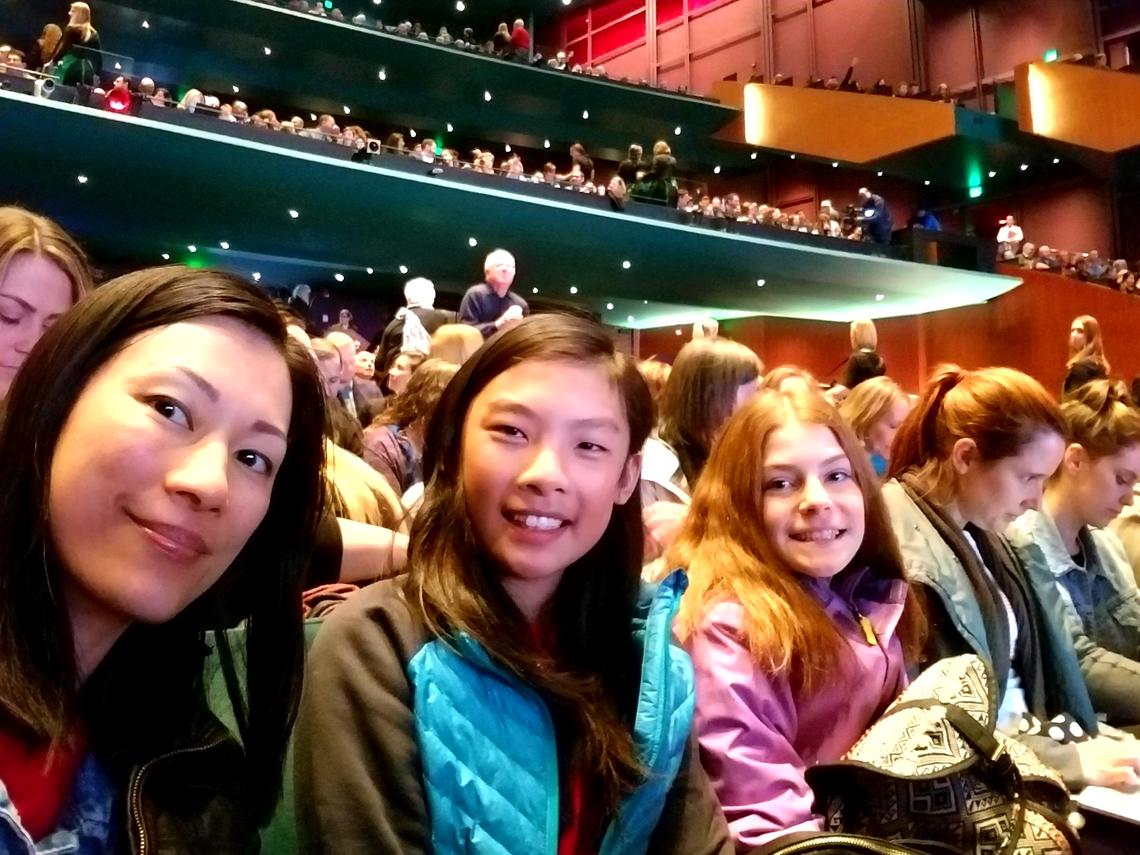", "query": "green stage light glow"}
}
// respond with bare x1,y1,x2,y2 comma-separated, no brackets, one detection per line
1043,49,1059,62
968,186,983,199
